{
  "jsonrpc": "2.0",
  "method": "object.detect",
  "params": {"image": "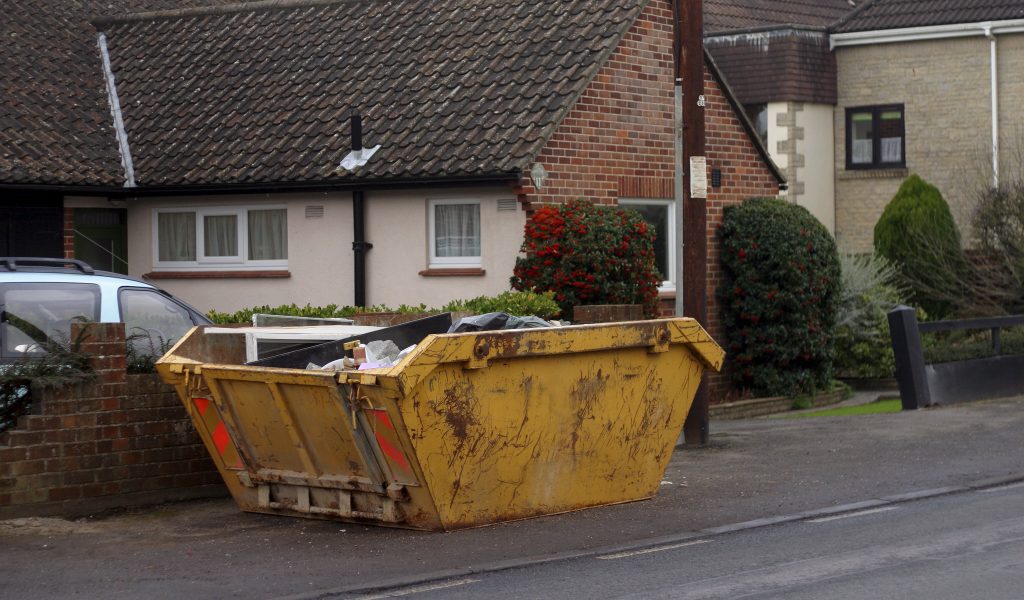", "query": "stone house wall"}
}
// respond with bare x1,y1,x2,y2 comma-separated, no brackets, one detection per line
834,33,1024,252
